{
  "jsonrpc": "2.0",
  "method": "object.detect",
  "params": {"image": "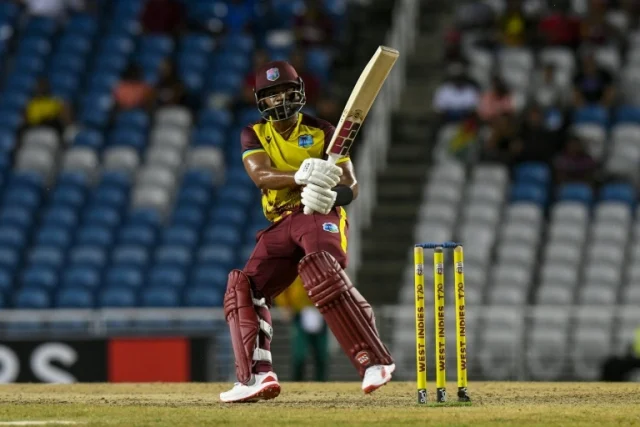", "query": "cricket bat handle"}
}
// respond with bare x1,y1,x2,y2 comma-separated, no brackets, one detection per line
303,154,341,215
